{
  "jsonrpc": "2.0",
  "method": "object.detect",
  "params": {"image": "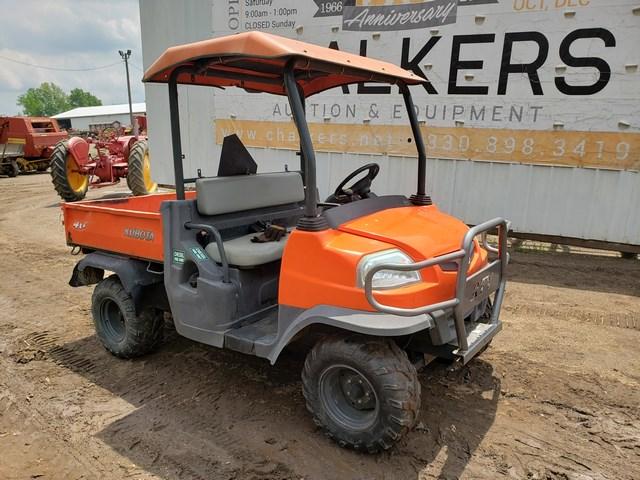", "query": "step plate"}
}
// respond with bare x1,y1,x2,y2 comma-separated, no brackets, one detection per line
451,321,502,364
224,311,278,356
